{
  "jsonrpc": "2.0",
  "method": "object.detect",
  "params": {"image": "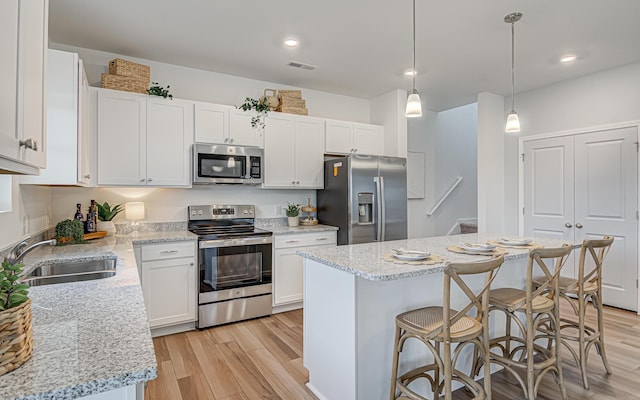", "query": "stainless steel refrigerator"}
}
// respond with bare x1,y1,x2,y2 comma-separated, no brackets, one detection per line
317,154,408,245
